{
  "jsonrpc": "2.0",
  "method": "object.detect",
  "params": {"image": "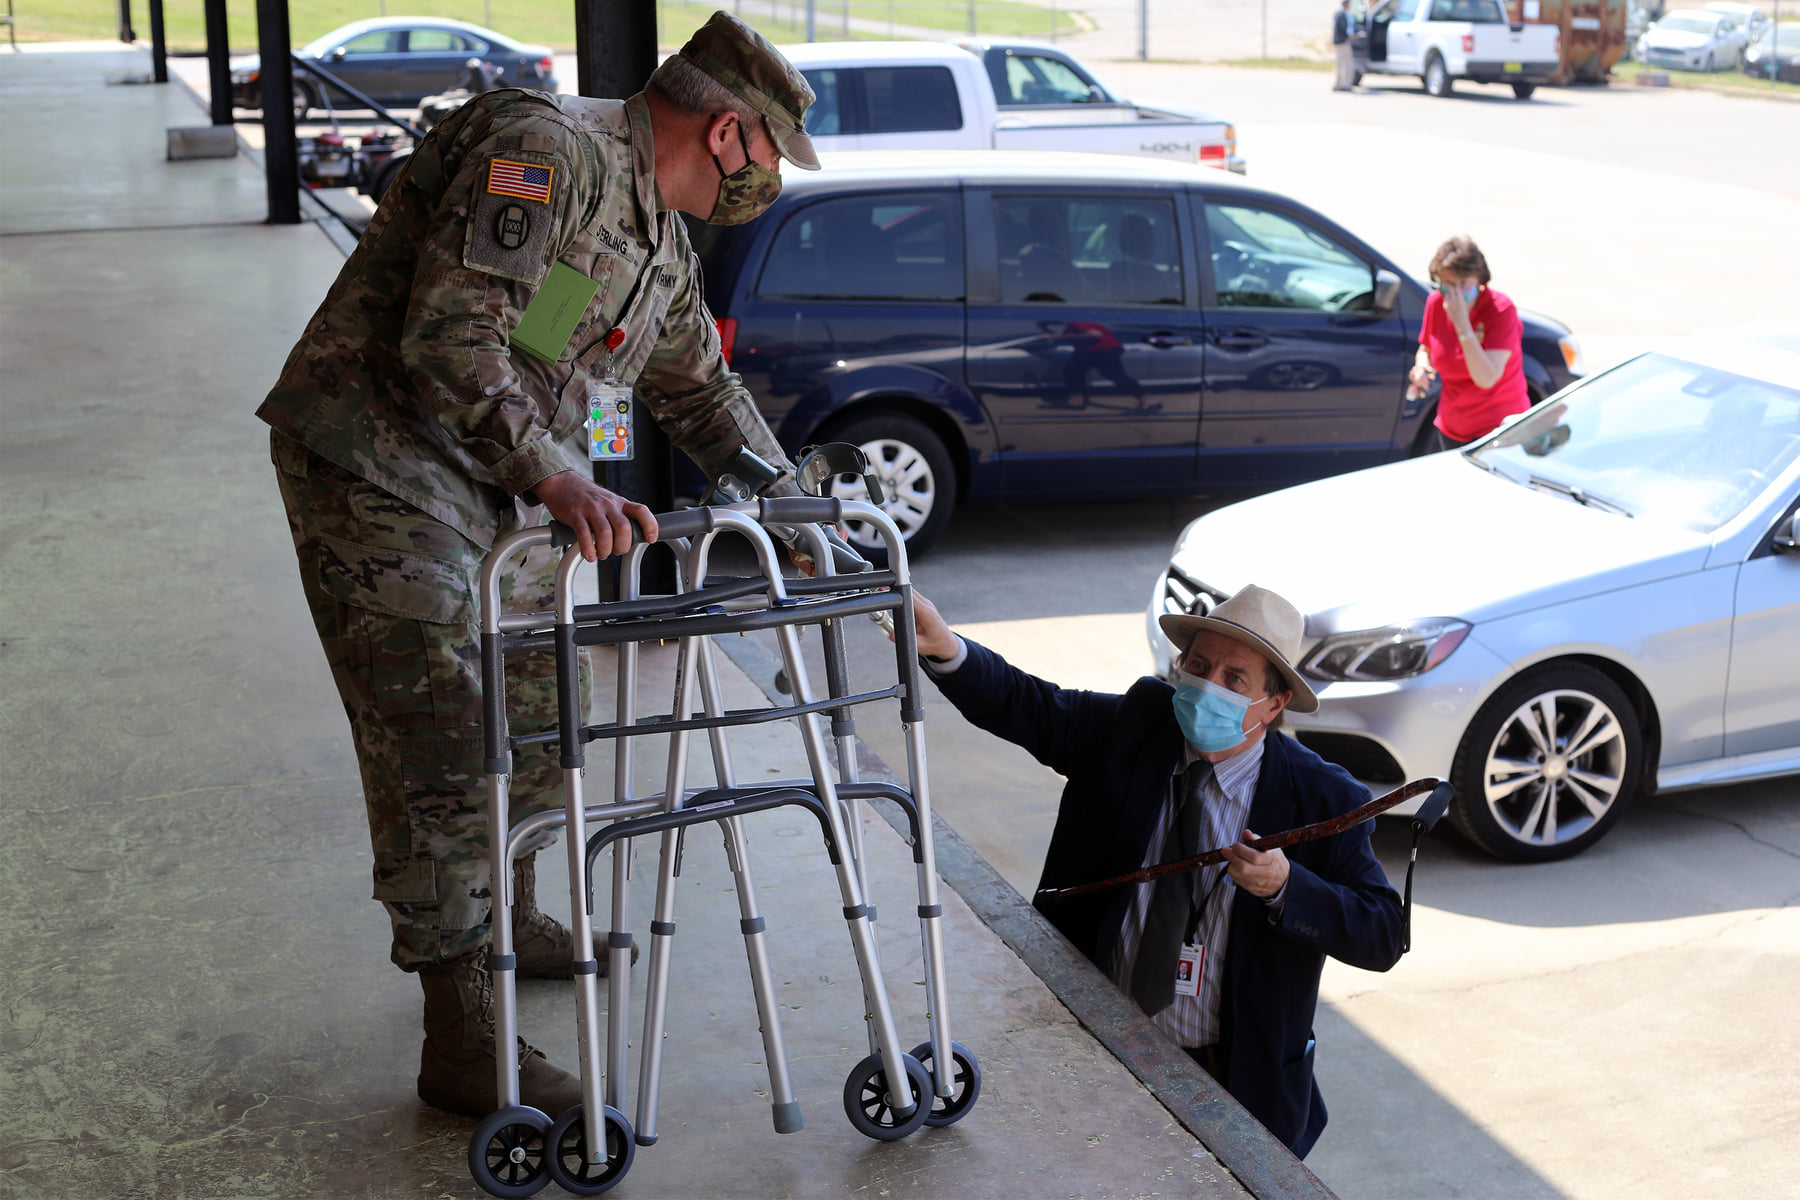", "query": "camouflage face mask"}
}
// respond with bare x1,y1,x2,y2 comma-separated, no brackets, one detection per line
707,119,782,226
